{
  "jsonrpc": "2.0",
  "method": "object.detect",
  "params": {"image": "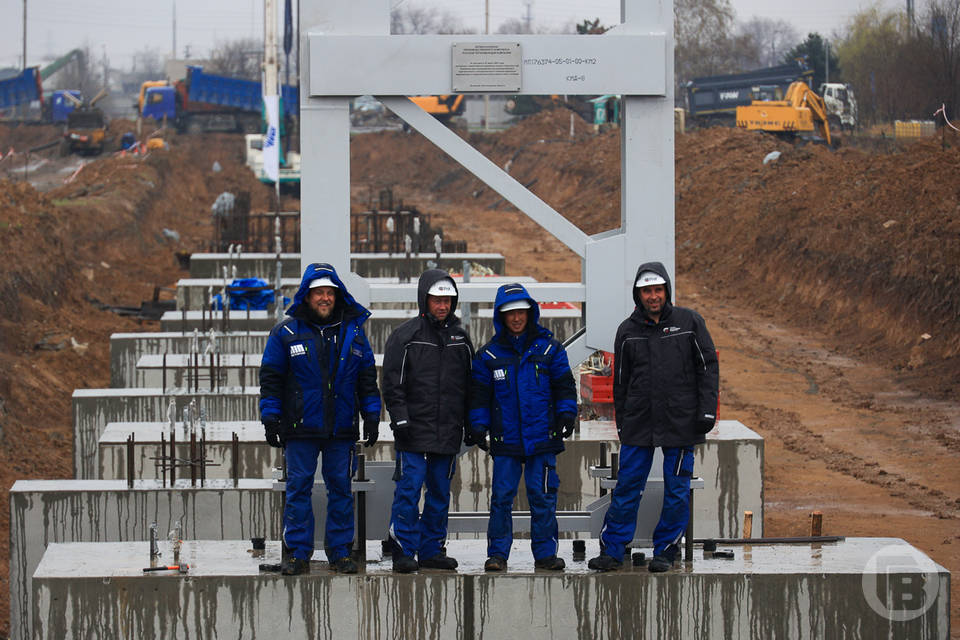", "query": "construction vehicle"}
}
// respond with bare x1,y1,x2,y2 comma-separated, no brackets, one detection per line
686,60,814,127
819,82,858,131
63,88,108,155
139,66,298,134
735,81,833,146
410,95,465,121
0,67,43,117
43,89,82,123
244,133,301,188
